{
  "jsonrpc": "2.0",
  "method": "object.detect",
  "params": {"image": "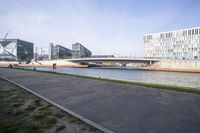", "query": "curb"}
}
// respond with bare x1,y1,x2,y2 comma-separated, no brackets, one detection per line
0,76,115,133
